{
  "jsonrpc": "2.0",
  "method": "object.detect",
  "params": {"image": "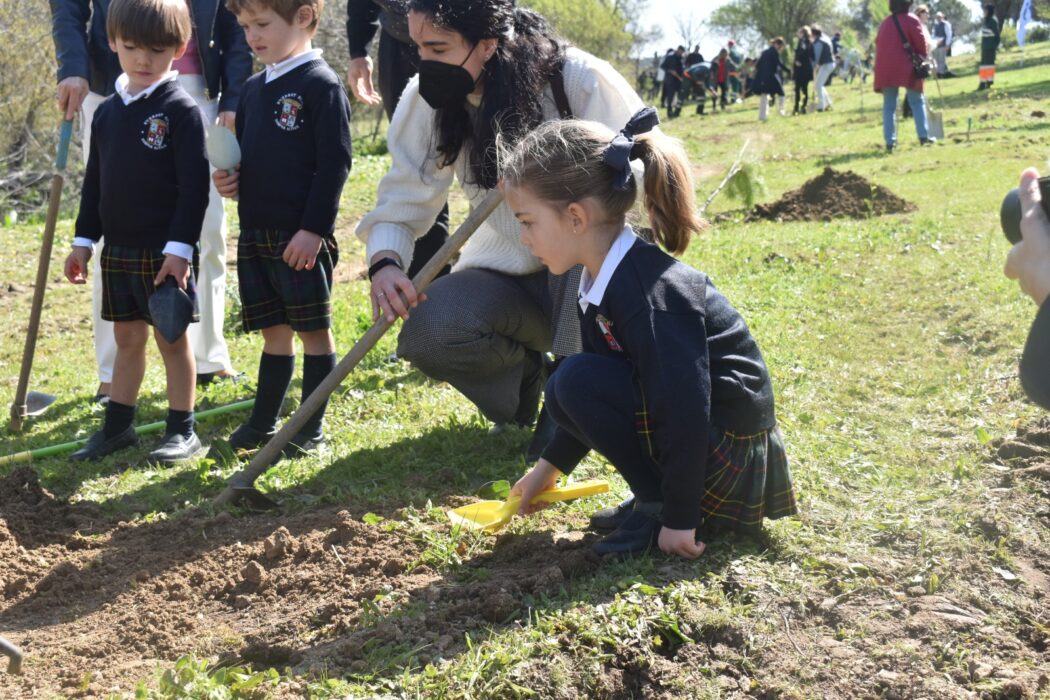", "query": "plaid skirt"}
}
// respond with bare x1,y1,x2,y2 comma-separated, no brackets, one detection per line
696,425,797,533
100,244,199,325
237,228,337,332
